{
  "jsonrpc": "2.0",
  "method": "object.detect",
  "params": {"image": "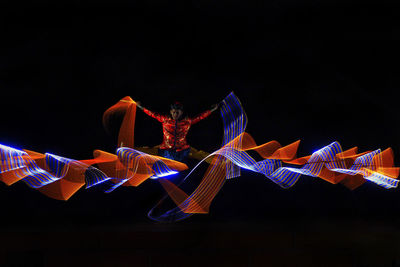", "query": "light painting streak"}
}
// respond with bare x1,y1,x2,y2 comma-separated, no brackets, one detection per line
0,93,398,222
